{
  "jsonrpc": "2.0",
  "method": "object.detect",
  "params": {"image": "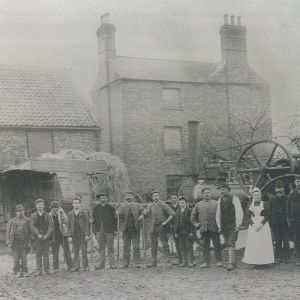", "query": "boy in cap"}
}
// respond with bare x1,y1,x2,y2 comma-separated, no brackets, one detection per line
287,174,300,265
268,180,290,263
191,188,222,268
92,193,117,269
49,201,72,271
30,199,54,276
173,196,194,267
67,197,90,271
140,189,175,267
6,204,31,277
117,191,143,268
216,183,243,270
